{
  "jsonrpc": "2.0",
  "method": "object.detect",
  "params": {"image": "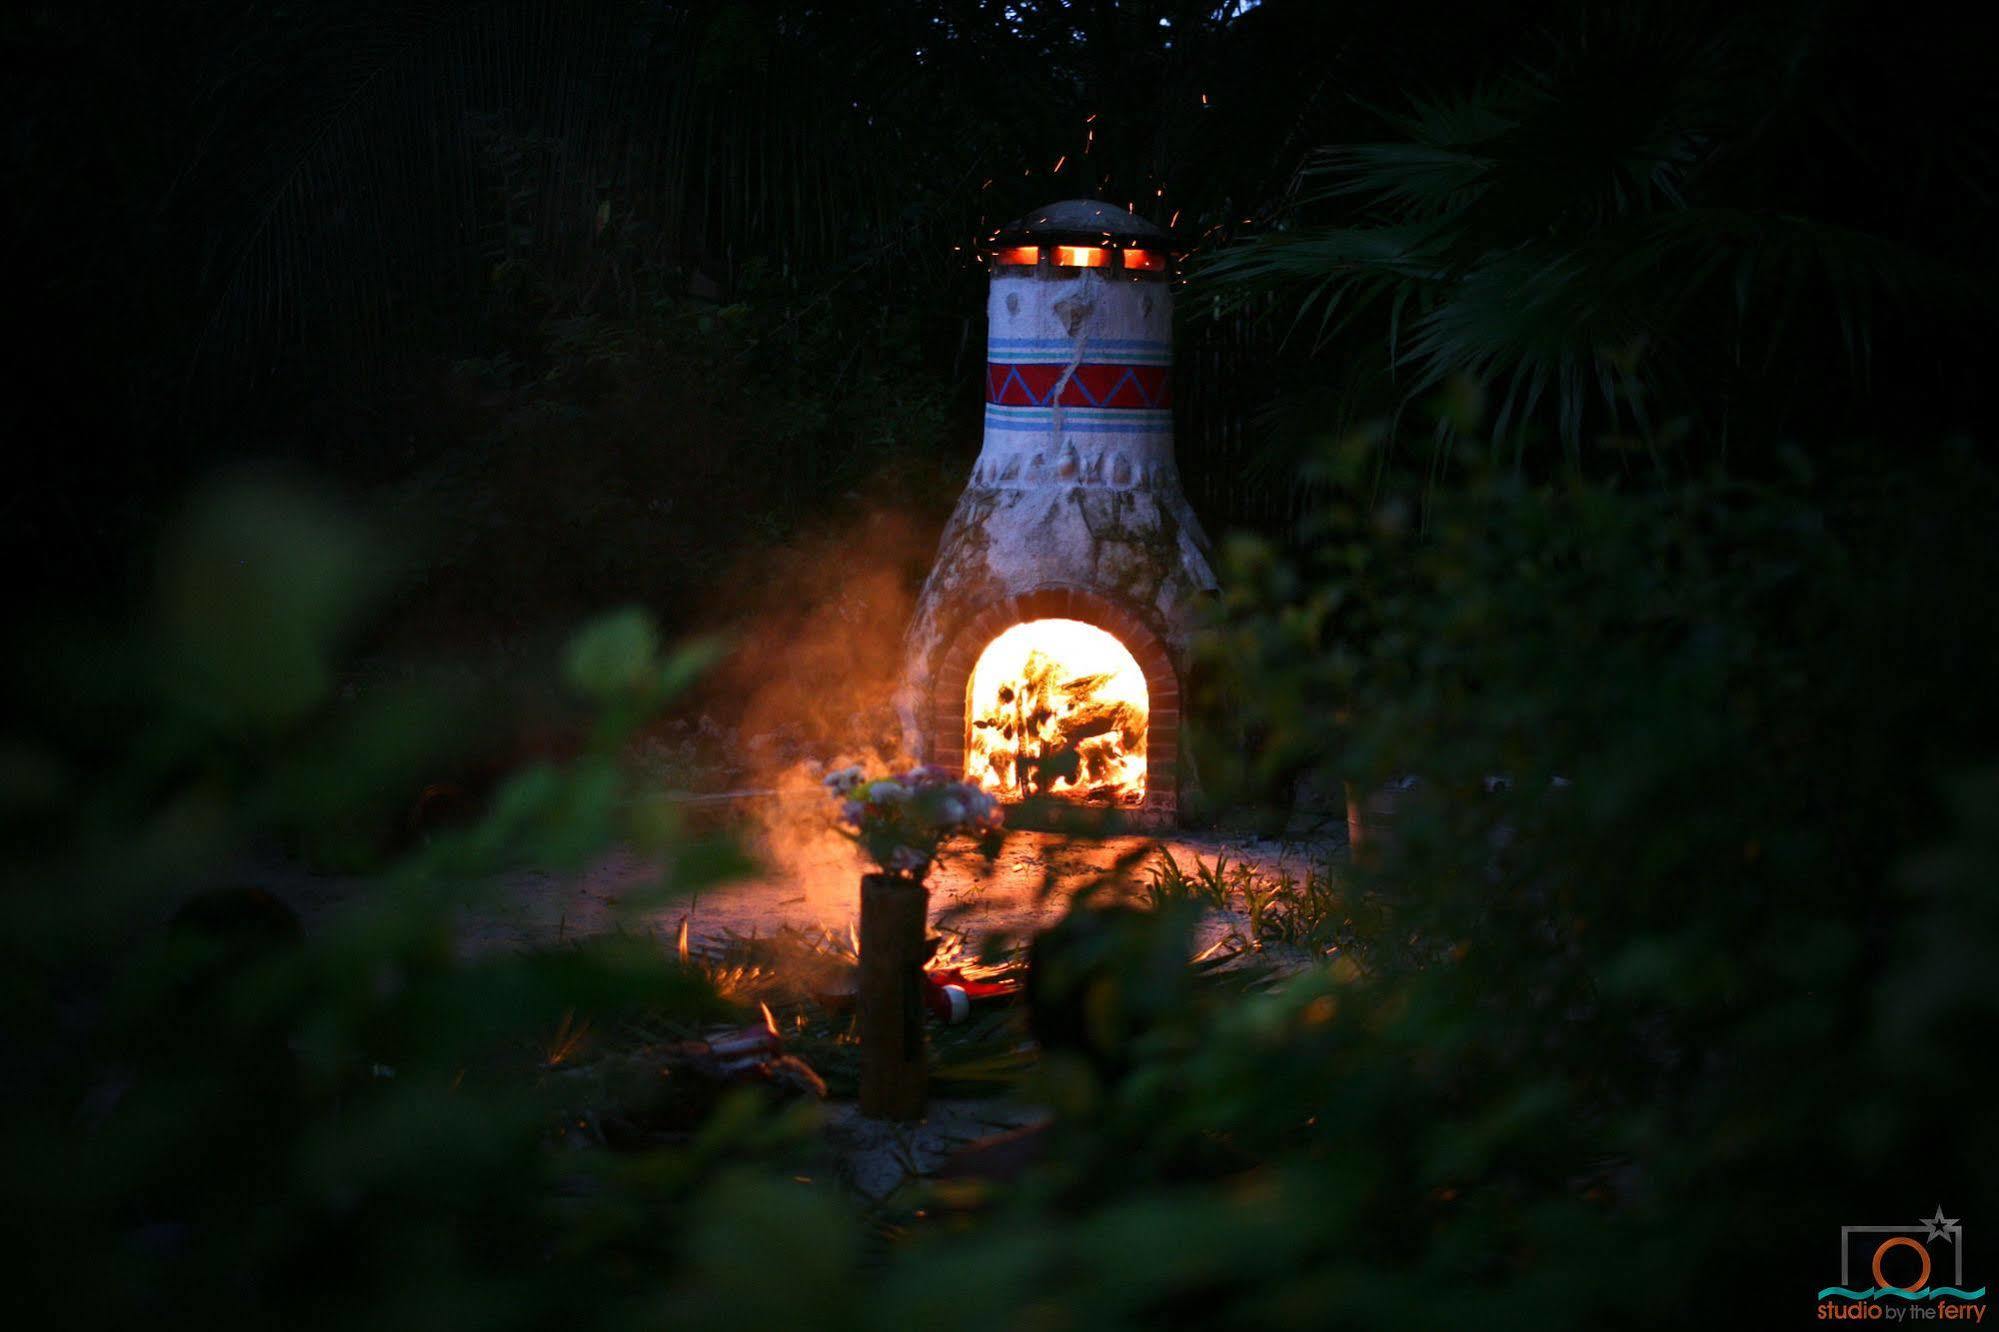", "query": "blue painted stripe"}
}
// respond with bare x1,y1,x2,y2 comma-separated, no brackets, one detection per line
989,338,1170,356
984,421,1173,436
989,336,1168,346
984,408,1172,435
987,353,1172,367
984,405,1171,419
